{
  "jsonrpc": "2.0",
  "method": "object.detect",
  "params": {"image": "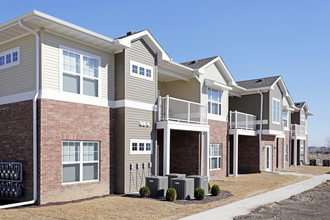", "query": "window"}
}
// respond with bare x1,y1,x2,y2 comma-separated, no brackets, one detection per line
0,47,20,70
62,141,99,184
207,88,222,115
283,111,288,128
130,60,153,81
272,98,280,124
130,139,152,154
209,144,222,169
61,46,100,97
300,113,305,122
